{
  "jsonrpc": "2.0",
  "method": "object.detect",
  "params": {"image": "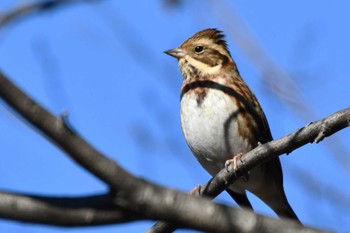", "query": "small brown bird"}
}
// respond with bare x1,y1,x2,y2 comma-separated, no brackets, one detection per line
165,28,300,222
